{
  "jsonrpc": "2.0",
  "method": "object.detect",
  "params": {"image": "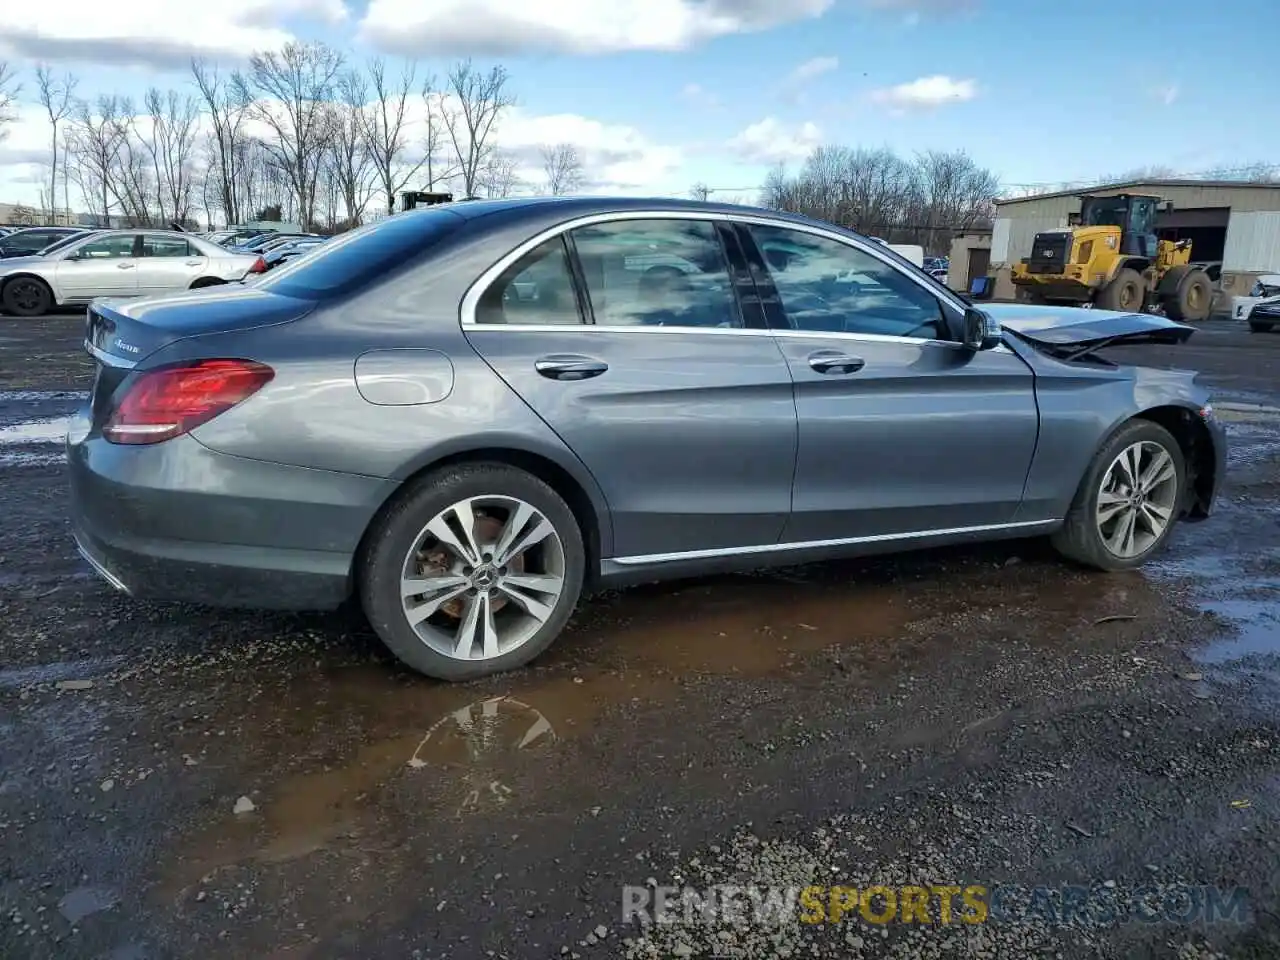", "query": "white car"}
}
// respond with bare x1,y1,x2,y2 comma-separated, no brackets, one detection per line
0,229,266,317
1231,273,1280,321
